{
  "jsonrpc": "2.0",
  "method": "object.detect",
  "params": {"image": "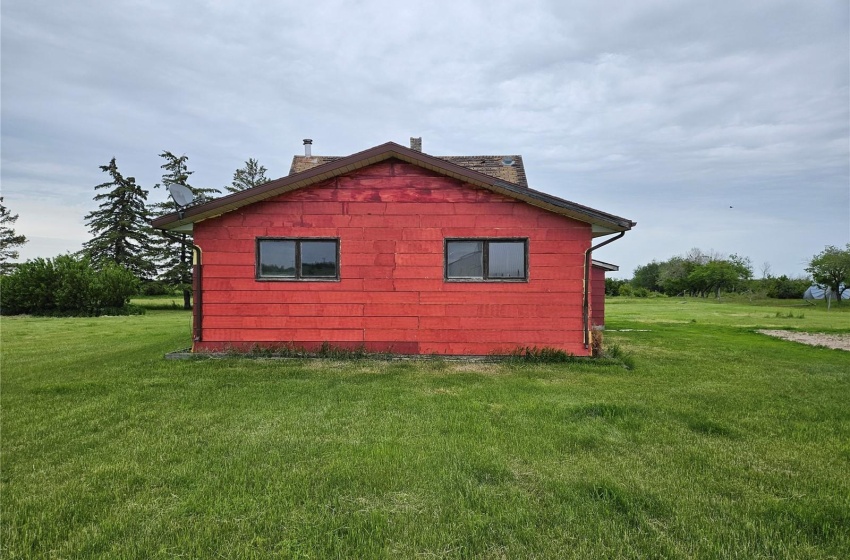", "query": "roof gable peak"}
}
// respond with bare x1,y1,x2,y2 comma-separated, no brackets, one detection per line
152,141,635,235
290,142,528,188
